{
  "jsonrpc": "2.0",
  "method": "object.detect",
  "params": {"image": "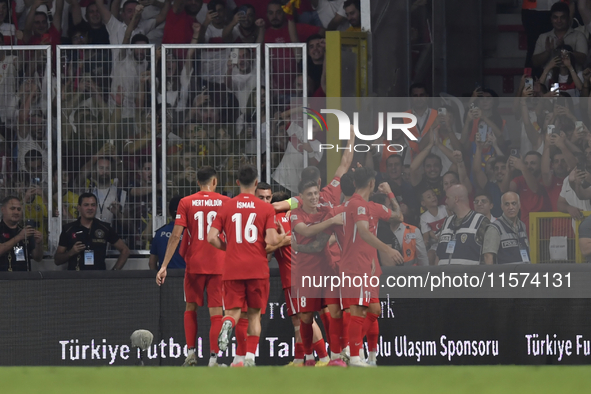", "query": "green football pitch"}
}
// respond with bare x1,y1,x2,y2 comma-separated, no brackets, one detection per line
3,366,591,393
